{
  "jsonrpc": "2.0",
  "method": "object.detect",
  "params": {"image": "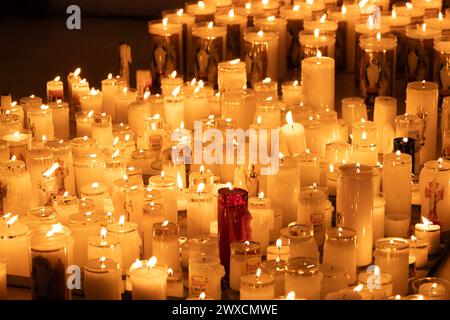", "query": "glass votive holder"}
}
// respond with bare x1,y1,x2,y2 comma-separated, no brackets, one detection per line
229,241,262,291
325,141,351,164
358,267,393,299
284,257,322,299
411,277,450,300
341,97,368,129
283,223,319,263
299,29,336,61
